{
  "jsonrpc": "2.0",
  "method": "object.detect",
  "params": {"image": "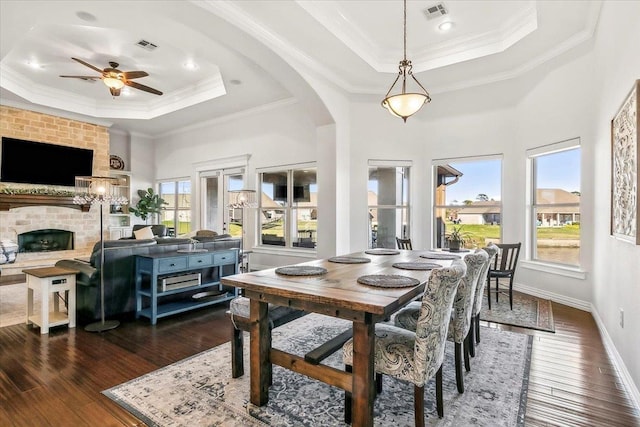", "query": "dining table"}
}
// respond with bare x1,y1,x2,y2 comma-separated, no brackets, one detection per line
221,249,457,427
